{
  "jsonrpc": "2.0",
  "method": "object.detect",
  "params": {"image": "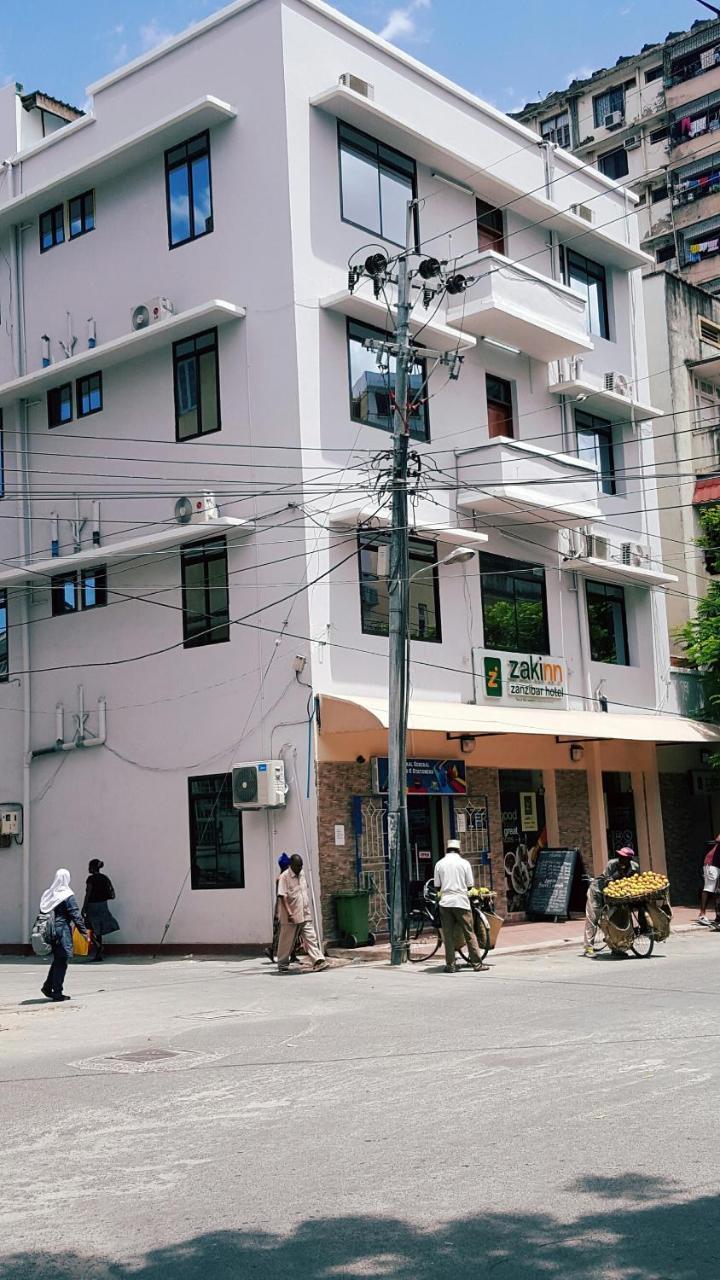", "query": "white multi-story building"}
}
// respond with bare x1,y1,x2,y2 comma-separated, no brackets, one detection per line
0,0,716,950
